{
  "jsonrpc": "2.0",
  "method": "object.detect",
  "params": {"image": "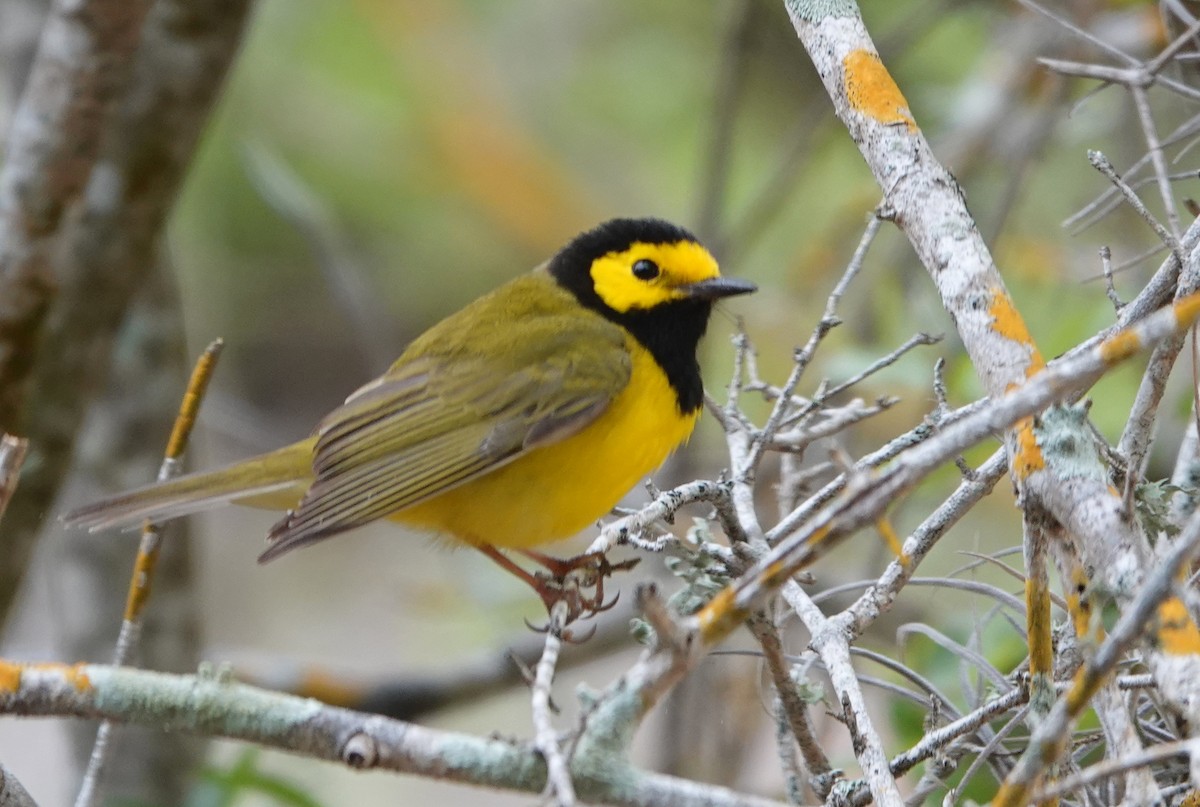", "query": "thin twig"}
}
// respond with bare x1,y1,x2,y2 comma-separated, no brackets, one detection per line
0,761,37,807
1099,246,1123,311
1088,150,1182,263
782,582,904,806
1130,84,1182,239
813,332,941,404
1030,737,1200,804
585,479,738,558
75,339,223,807
888,687,1027,779
741,216,882,477
0,435,29,526
532,601,574,807
747,612,834,798
945,704,1029,806
695,0,756,251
